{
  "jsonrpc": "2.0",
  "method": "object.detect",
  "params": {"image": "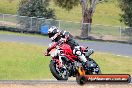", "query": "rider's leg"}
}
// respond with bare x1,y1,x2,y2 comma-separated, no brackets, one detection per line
73,46,88,68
